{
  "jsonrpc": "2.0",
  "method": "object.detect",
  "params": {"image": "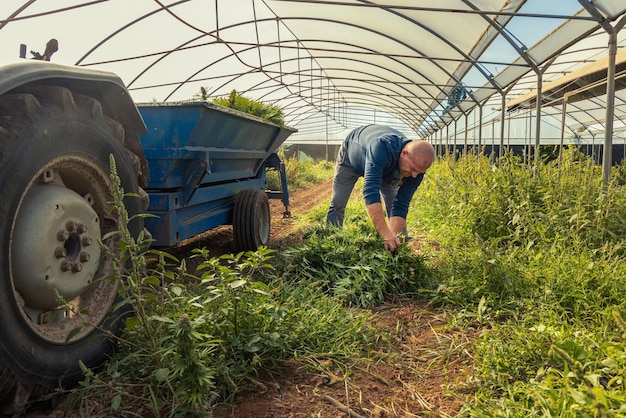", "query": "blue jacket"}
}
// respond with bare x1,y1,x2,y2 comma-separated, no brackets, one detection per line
338,124,424,219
